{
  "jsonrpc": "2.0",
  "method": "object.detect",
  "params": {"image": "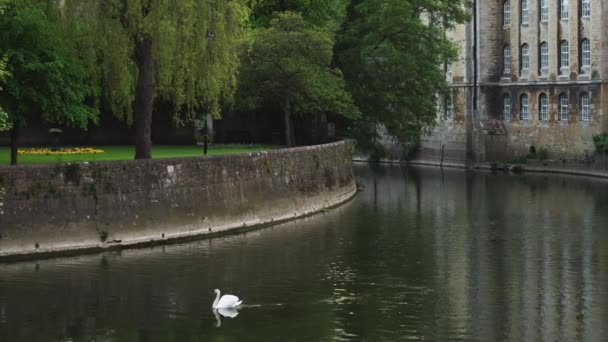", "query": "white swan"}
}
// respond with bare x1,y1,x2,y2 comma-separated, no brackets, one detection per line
212,289,242,309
